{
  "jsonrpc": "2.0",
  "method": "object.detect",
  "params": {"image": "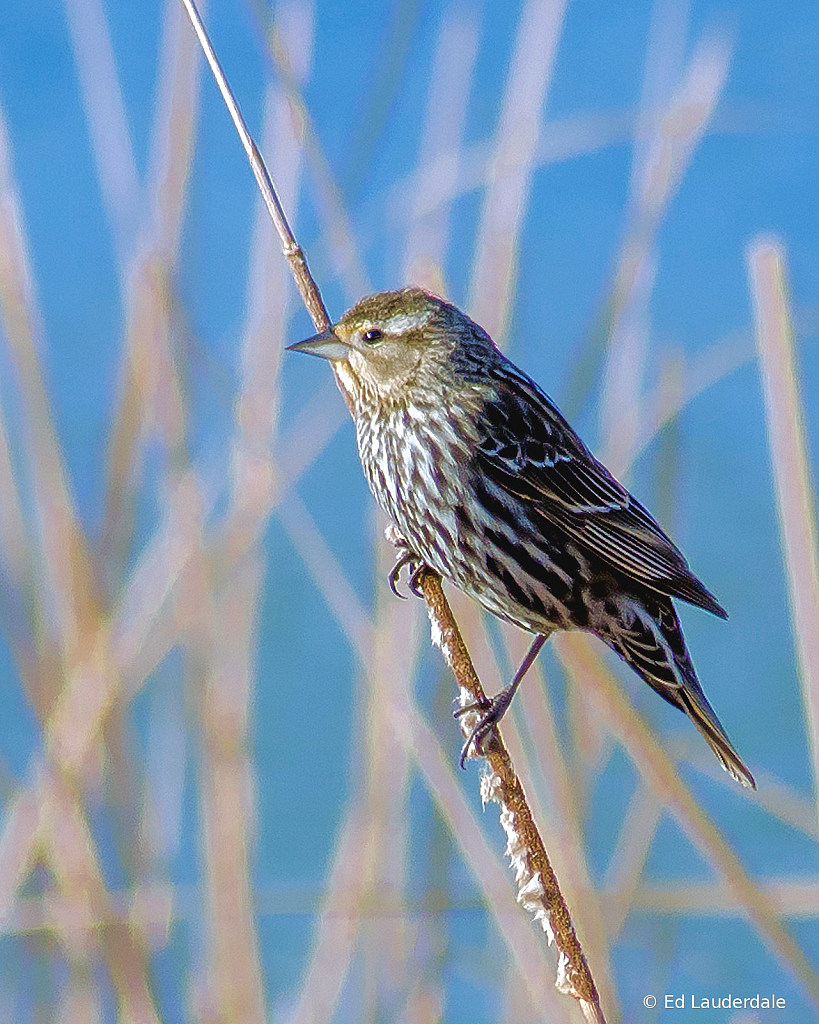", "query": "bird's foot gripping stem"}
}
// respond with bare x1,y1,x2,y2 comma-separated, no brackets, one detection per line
454,633,548,768
385,524,428,598
454,691,511,768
